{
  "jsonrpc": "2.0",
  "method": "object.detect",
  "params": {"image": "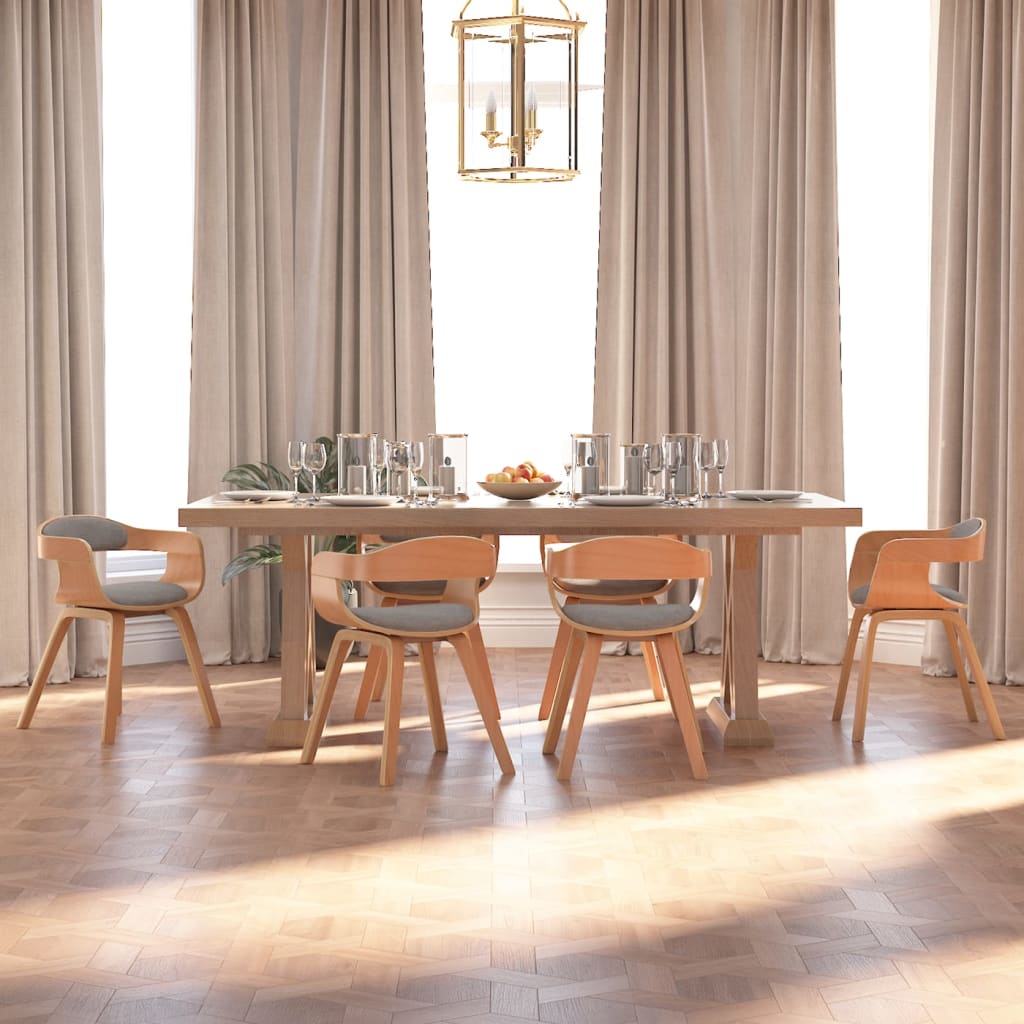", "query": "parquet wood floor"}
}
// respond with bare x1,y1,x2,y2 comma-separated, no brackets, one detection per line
3,650,1024,1024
